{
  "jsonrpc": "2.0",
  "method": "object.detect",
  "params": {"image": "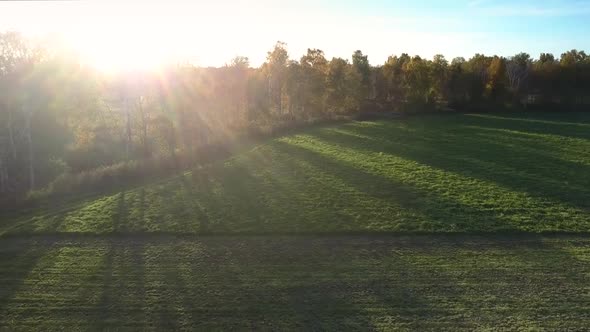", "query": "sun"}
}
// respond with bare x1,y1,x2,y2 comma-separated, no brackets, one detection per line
29,1,261,70
66,19,177,73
